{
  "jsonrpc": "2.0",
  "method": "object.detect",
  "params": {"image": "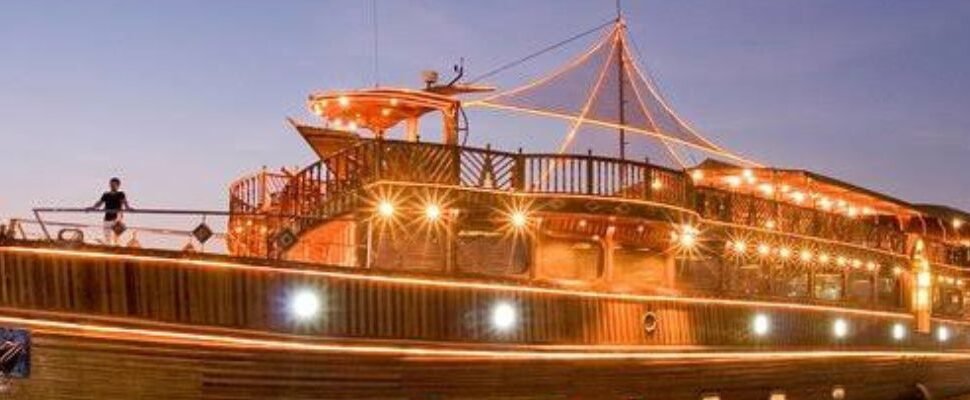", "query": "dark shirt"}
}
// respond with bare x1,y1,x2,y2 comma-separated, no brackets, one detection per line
100,191,126,221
